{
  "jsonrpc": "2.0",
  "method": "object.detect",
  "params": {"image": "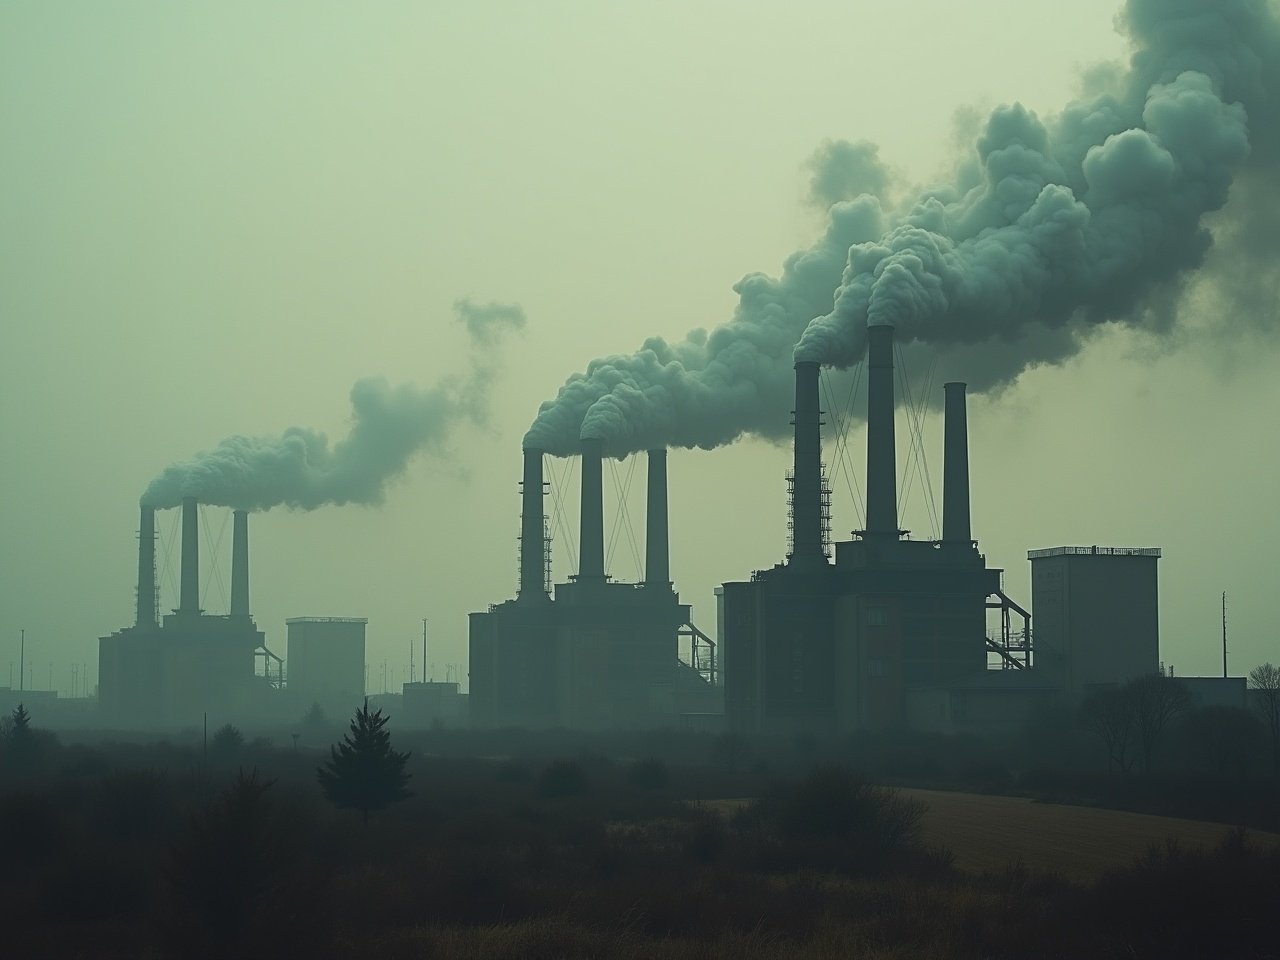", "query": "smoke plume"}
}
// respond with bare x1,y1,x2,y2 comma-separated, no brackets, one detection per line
142,299,525,511
526,0,1280,457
